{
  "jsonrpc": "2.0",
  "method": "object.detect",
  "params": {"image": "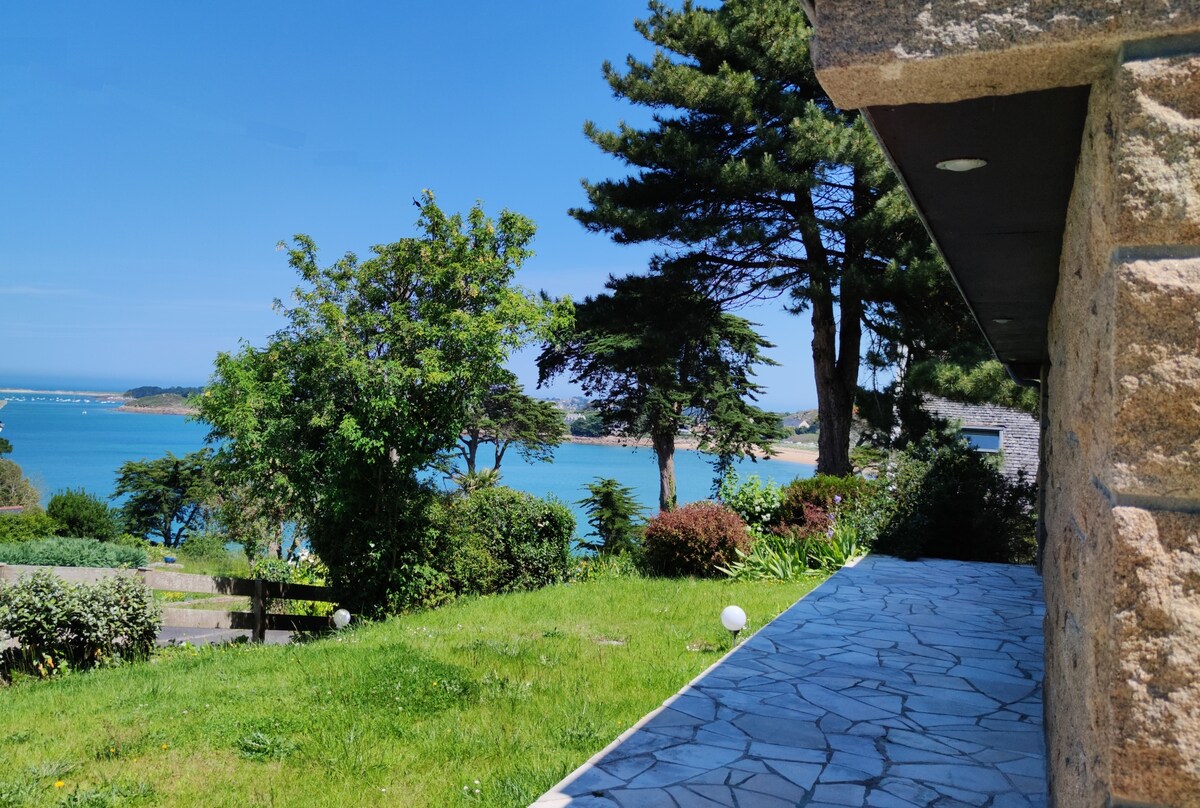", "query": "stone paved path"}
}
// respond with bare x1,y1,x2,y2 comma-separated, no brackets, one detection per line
533,555,1046,808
